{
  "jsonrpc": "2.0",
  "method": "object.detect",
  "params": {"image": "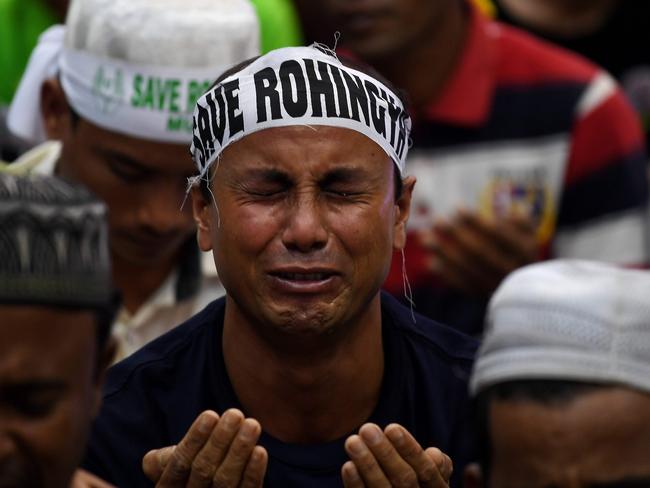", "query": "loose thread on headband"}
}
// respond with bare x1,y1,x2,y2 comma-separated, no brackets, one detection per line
401,248,416,323
311,39,340,62
208,155,222,228
333,31,341,51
